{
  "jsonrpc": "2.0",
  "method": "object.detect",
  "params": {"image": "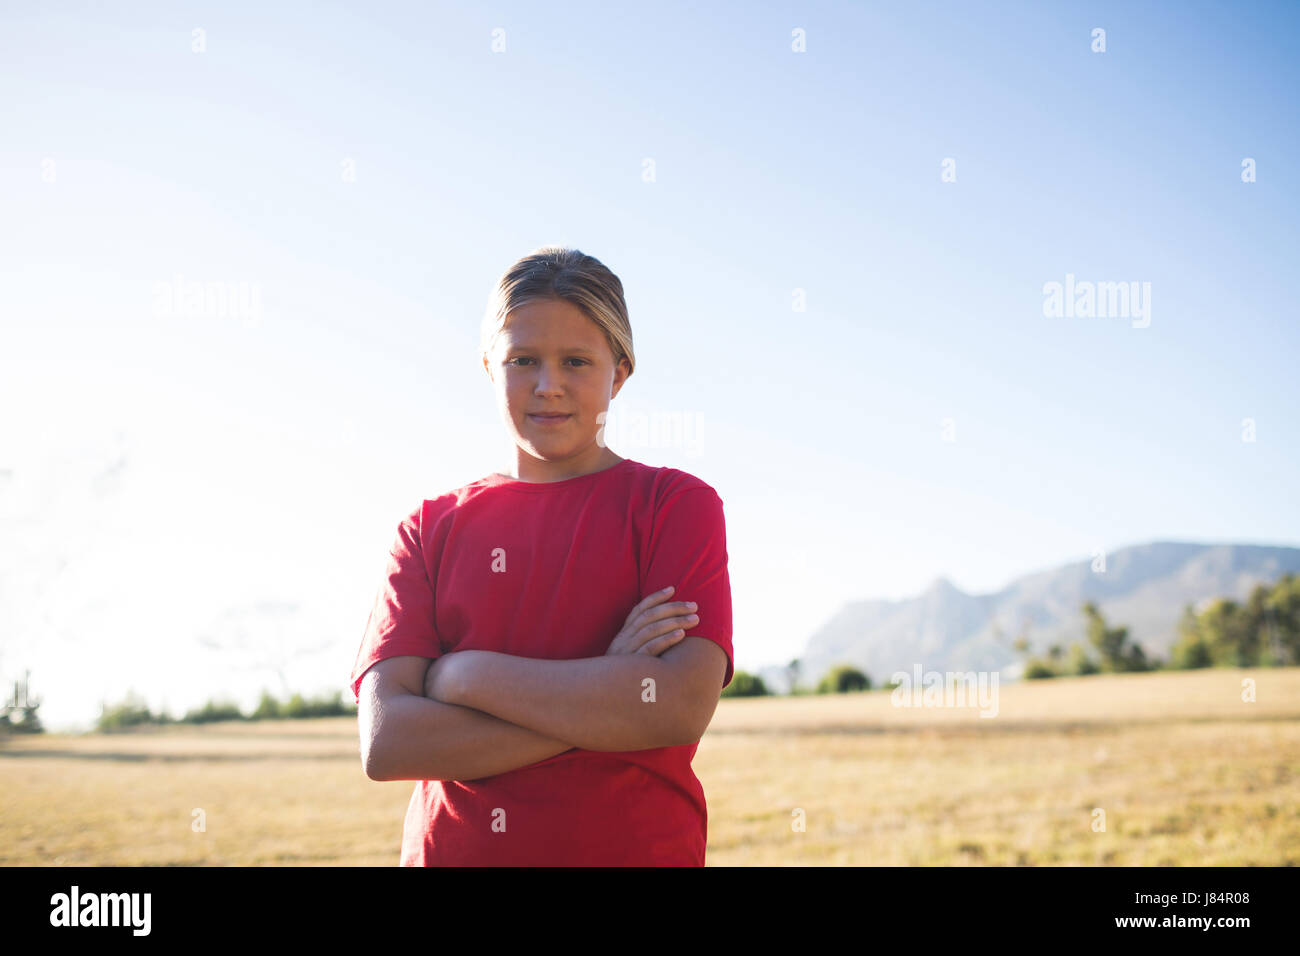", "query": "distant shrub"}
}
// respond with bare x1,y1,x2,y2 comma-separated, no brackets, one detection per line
94,688,356,731
182,699,246,724
1023,659,1057,680
816,665,871,694
252,690,282,720
1170,634,1212,669
720,671,768,698
96,691,159,732
282,690,353,719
